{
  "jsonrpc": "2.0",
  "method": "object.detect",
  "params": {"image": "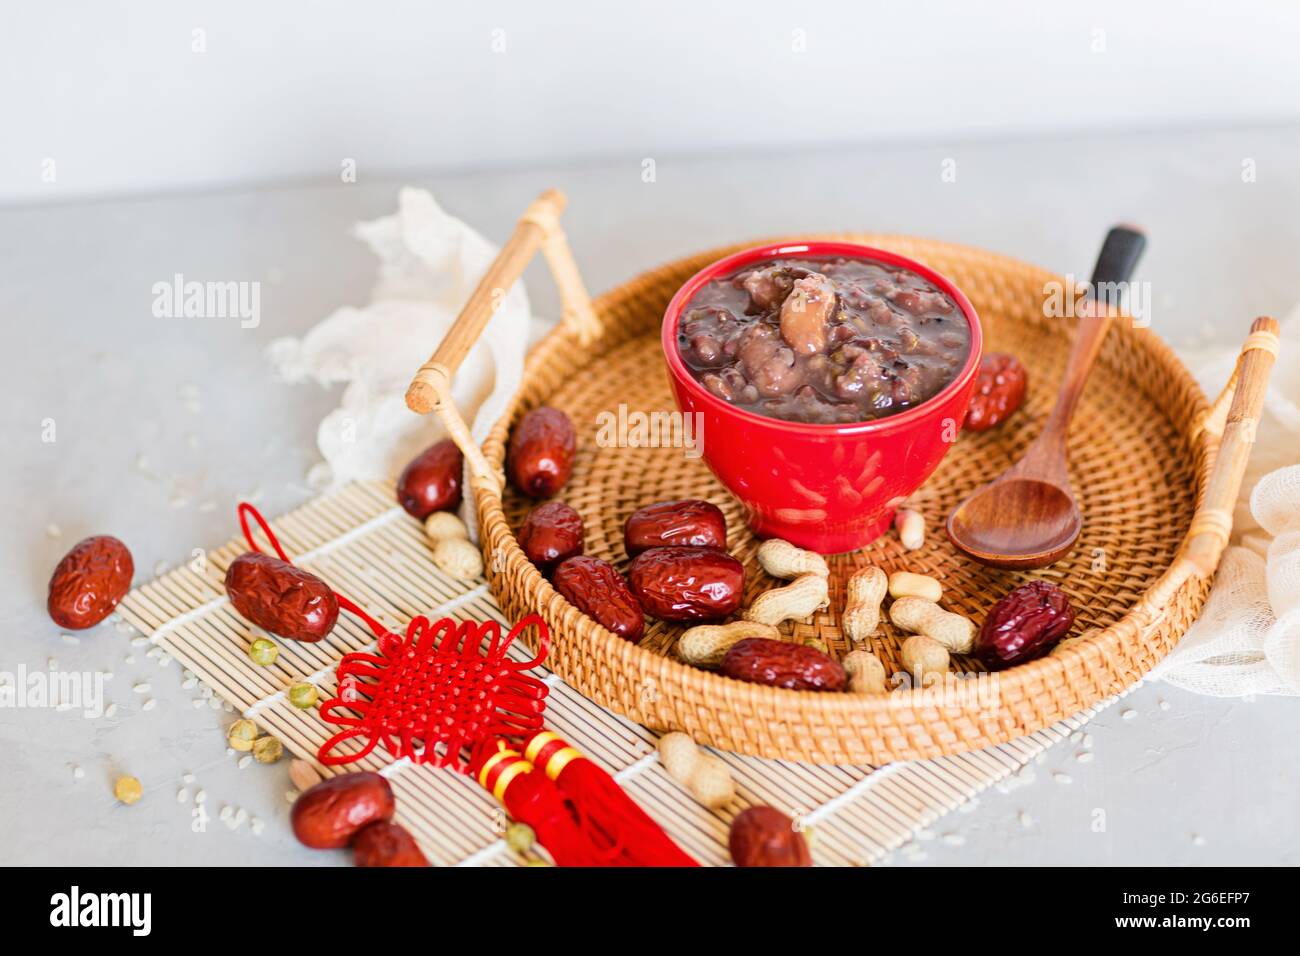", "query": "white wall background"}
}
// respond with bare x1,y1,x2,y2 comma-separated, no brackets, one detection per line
4,0,1299,204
